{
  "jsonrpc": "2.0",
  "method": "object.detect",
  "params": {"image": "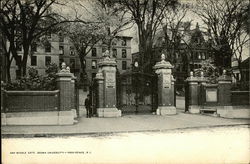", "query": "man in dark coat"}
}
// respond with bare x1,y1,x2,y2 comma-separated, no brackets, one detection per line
85,94,91,118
